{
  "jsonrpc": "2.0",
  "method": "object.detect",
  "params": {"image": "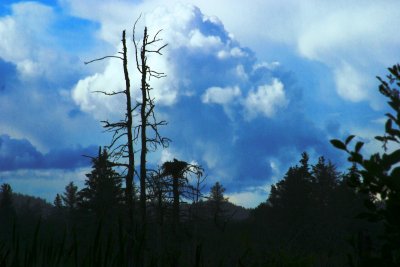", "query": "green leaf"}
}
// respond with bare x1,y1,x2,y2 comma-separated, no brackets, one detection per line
384,150,400,168
386,113,397,122
389,65,399,77
386,119,393,133
355,141,364,153
345,135,355,145
330,139,347,151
